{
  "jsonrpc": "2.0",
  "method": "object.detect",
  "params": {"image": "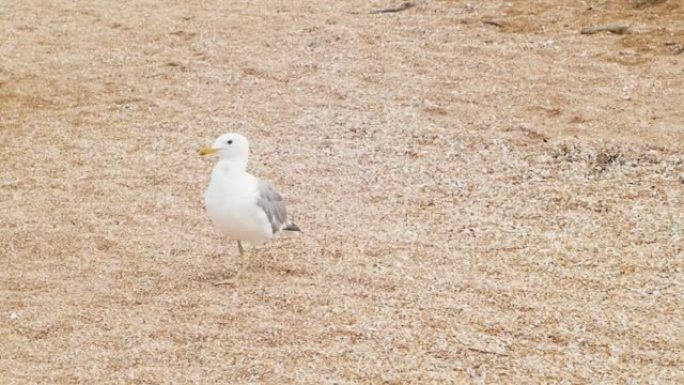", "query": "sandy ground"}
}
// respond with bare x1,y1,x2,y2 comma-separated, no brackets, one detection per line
1,0,683,383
